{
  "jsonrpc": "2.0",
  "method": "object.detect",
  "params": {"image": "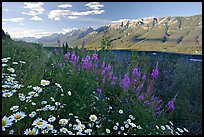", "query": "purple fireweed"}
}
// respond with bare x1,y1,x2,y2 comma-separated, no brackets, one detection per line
121,74,130,91
101,69,106,76
166,101,175,111
92,53,98,61
132,67,141,78
151,67,158,79
85,55,91,61
109,72,113,79
101,61,106,69
111,76,118,85
125,98,129,105
105,64,111,71
58,63,62,68
96,88,102,96
65,52,70,60
144,100,150,105
136,82,144,91
137,95,144,100
102,78,106,83
71,53,77,62
142,74,146,81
